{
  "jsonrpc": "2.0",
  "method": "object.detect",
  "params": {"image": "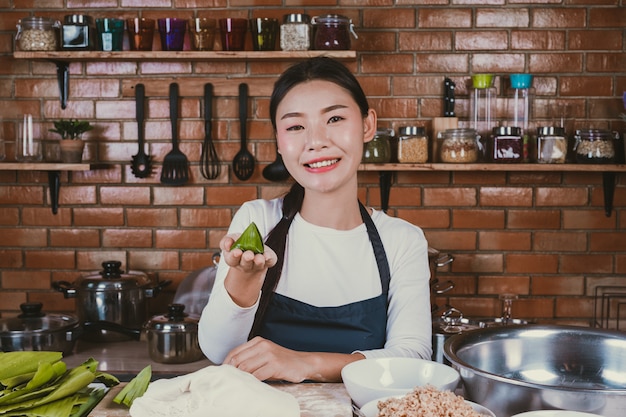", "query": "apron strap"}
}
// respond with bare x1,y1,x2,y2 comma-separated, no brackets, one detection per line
359,201,391,294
